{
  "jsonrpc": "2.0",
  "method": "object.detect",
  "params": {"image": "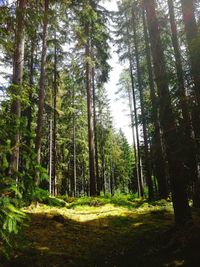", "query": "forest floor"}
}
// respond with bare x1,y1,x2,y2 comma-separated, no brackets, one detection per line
1,196,200,267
